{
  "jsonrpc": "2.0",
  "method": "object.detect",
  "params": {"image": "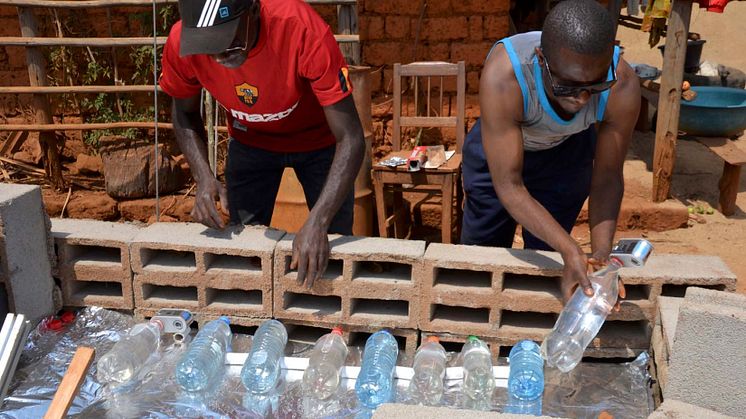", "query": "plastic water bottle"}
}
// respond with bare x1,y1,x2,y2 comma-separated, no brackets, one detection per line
508,340,544,401
541,258,622,373
97,319,163,385
175,317,231,392
303,326,348,400
241,319,288,394
461,336,494,400
505,394,543,416
408,336,447,405
355,330,399,409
